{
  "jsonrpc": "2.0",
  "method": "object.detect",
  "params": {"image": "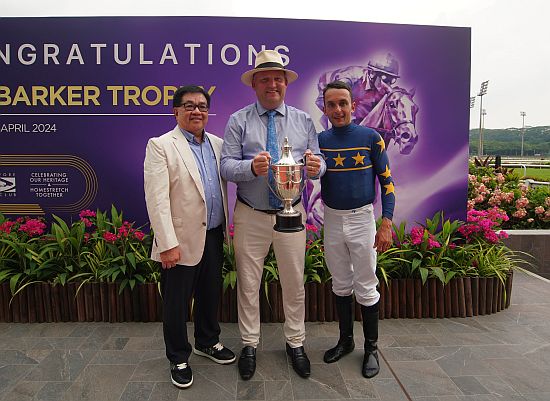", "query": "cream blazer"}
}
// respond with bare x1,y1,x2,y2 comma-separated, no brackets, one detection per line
143,126,228,266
